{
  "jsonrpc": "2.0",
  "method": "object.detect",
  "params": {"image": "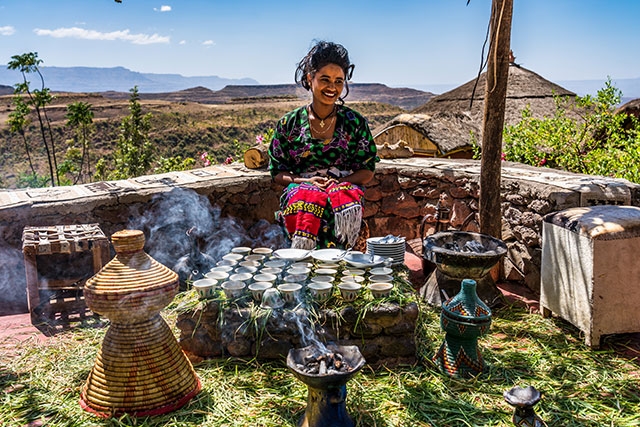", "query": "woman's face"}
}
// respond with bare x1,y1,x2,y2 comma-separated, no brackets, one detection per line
308,63,345,107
